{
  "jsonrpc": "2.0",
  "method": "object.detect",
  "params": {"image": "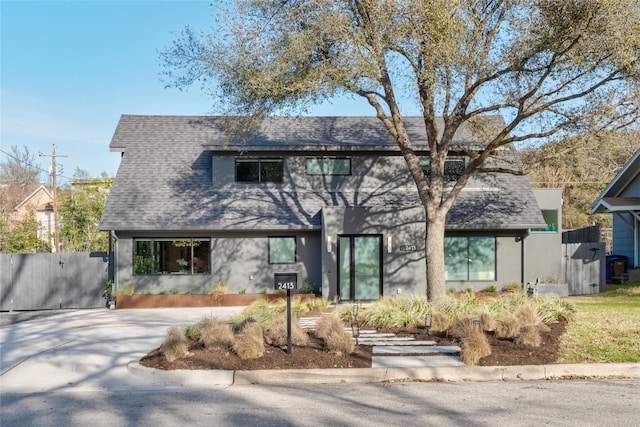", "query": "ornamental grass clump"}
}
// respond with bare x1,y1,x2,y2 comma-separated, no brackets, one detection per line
230,300,279,331
315,314,345,340
199,317,235,350
160,326,190,362
430,311,452,333
265,313,309,347
514,303,549,348
451,317,491,366
460,330,491,366
233,321,265,360
324,330,355,355
495,313,521,339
